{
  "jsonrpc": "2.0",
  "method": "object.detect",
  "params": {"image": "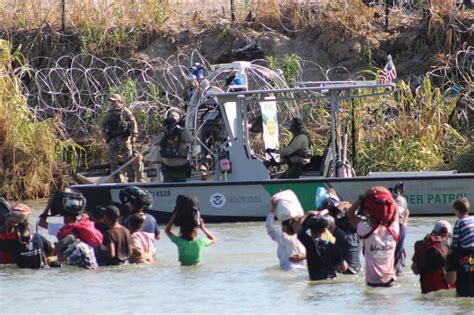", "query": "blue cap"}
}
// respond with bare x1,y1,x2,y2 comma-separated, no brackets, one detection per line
232,77,243,85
